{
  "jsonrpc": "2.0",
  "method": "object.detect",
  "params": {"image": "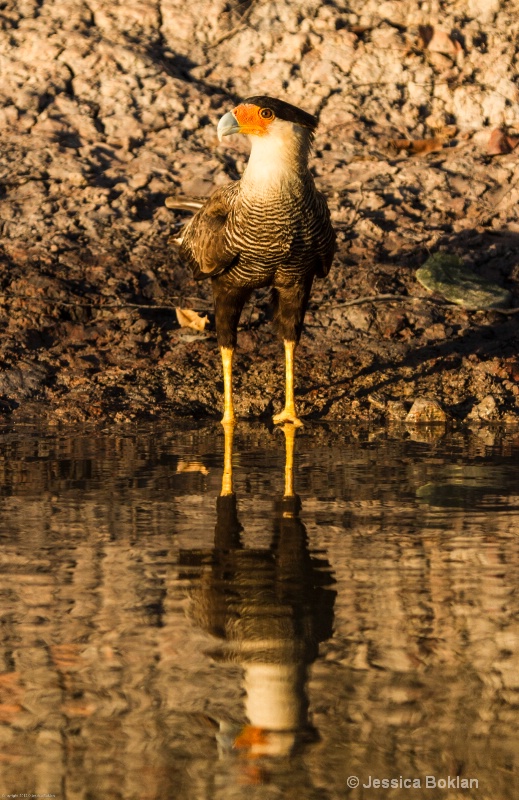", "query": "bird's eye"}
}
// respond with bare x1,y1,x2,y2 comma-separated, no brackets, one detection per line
259,108,274,119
